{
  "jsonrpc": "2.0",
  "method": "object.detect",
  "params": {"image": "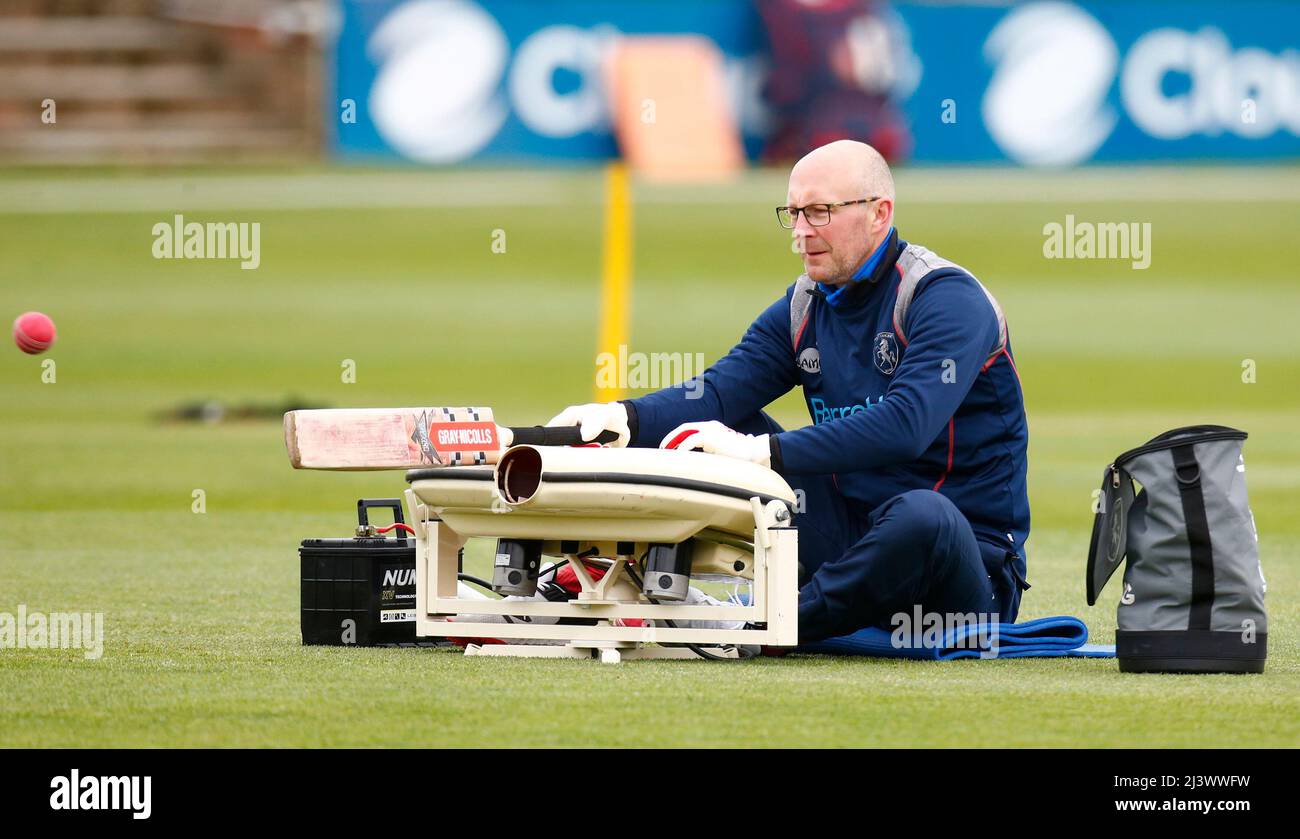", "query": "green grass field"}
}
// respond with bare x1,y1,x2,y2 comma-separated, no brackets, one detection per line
1,165,1297,747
